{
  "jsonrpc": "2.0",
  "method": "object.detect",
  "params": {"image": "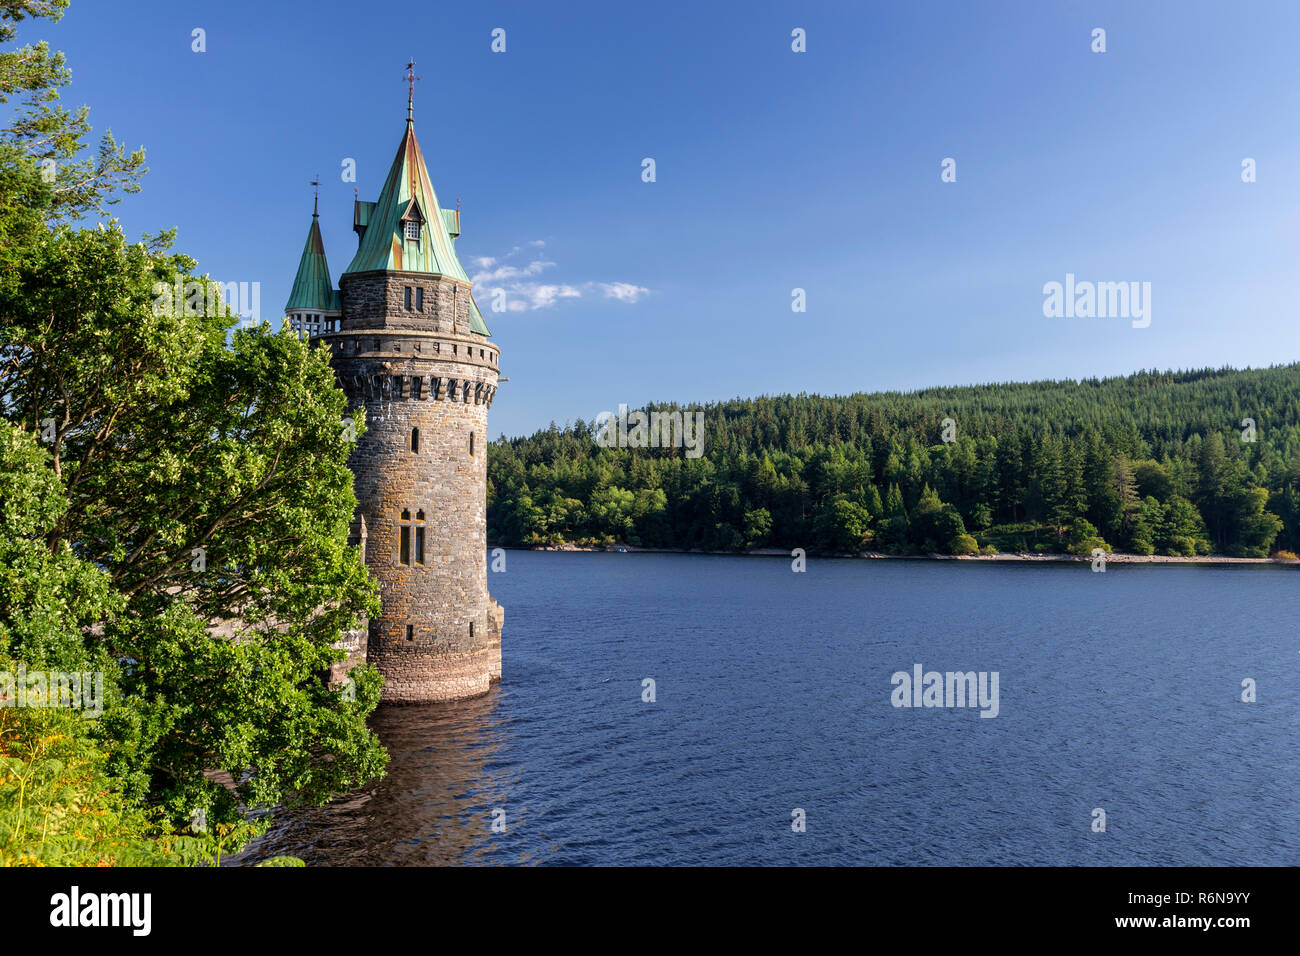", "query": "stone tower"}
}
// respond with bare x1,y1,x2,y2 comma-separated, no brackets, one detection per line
287,91,502,703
